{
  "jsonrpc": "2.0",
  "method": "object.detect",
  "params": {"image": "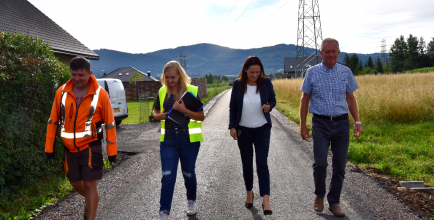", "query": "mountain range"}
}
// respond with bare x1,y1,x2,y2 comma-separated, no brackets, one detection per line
90,43,384,78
